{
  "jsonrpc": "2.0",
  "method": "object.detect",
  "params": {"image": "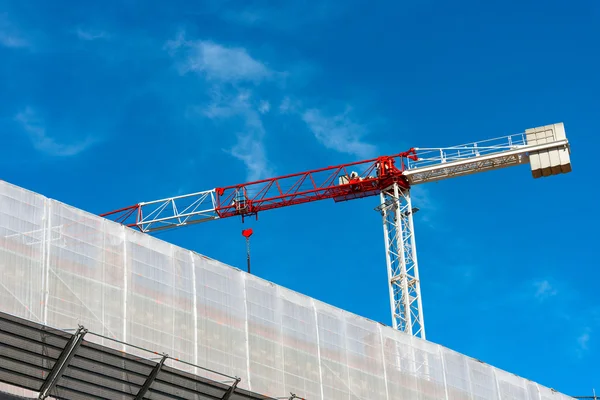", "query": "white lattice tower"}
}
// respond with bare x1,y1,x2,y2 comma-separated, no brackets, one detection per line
379,183,425,339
